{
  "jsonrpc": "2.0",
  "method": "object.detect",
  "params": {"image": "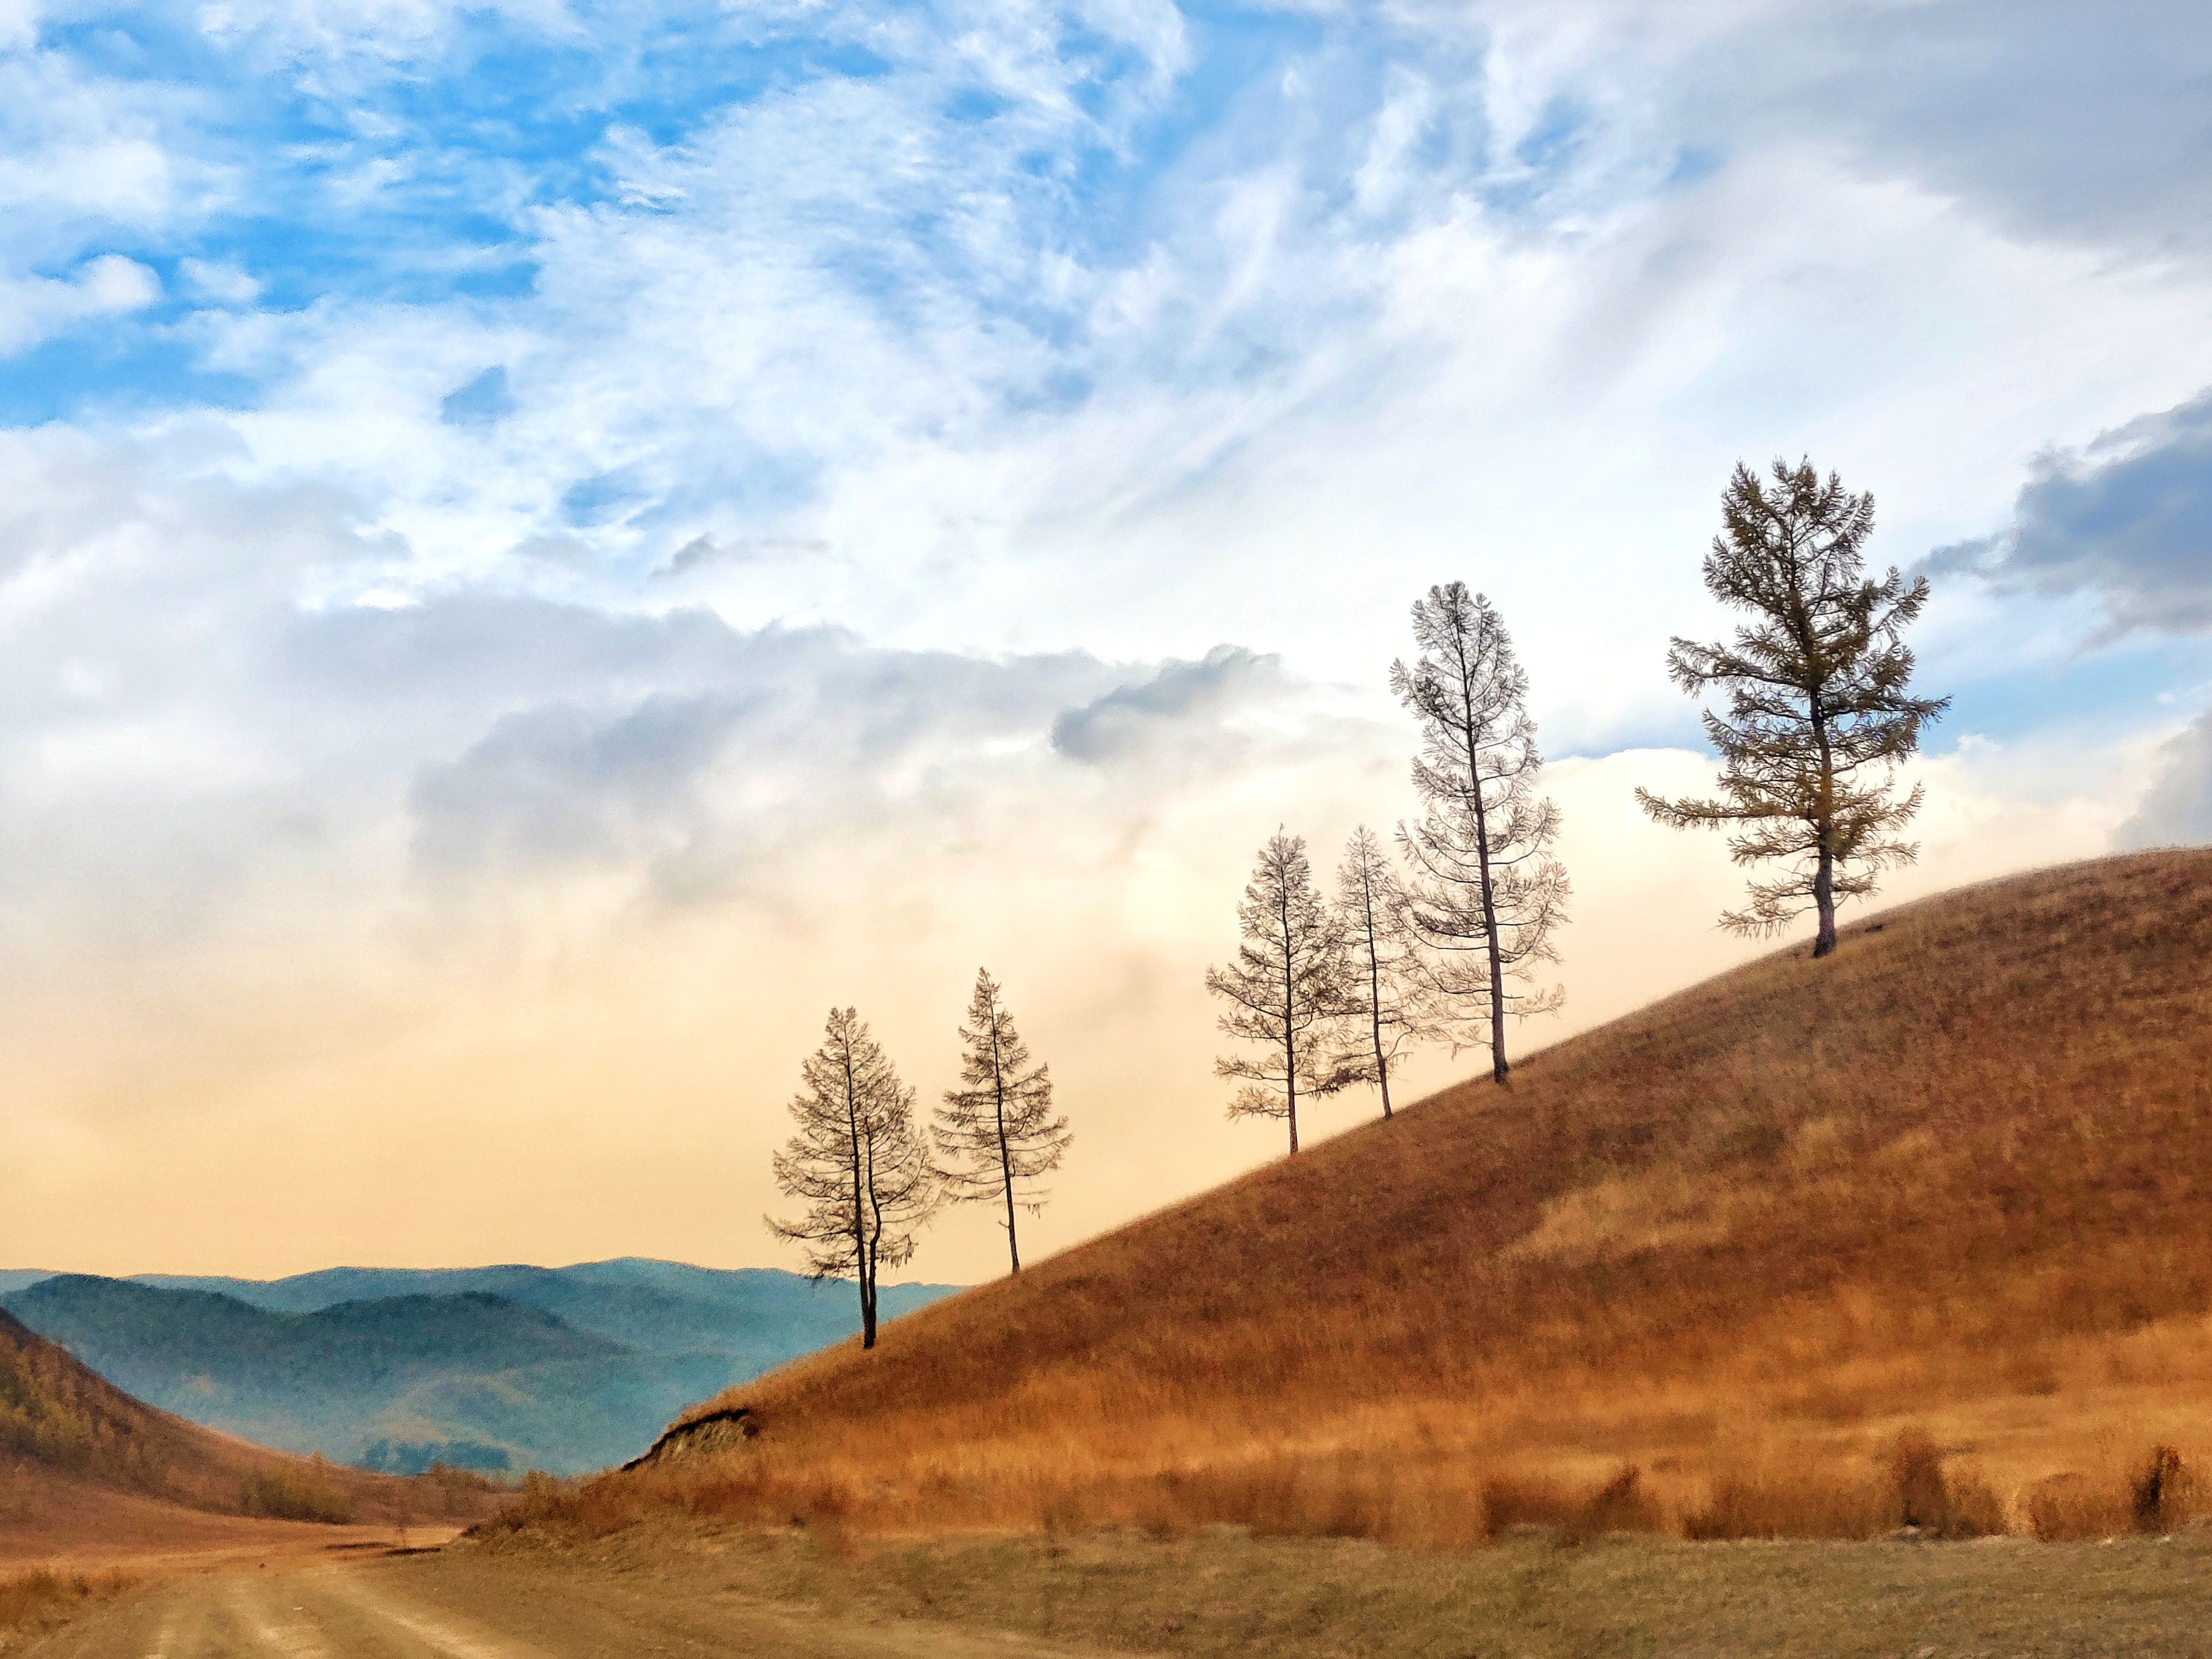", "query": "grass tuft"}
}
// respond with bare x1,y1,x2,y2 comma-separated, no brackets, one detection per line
0,1569,131,1641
